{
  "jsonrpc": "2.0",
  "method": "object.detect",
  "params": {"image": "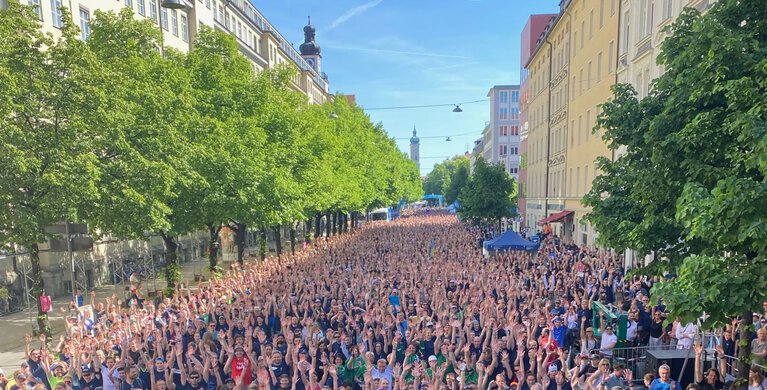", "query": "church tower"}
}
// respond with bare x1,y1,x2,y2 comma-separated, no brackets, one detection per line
299,17,321,73
410,126,420,172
